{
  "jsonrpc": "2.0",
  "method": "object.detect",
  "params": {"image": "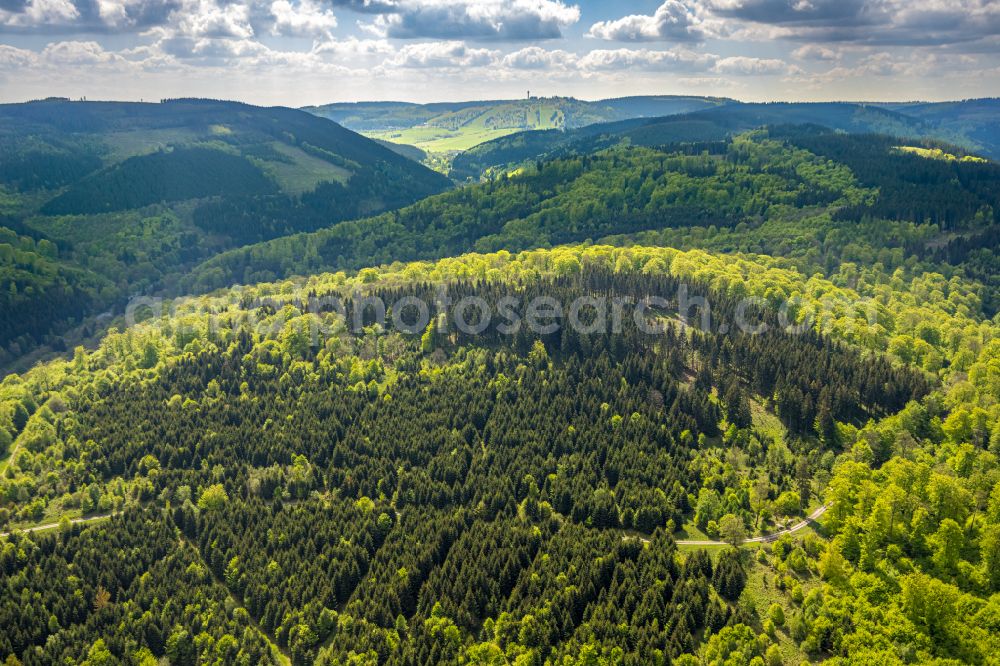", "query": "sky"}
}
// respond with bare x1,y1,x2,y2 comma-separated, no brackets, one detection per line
1,0,999,105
